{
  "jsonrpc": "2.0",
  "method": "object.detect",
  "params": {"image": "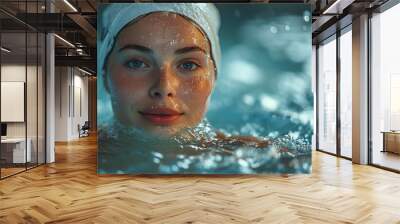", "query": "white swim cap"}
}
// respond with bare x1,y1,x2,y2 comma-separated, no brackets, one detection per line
98,3,221,79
